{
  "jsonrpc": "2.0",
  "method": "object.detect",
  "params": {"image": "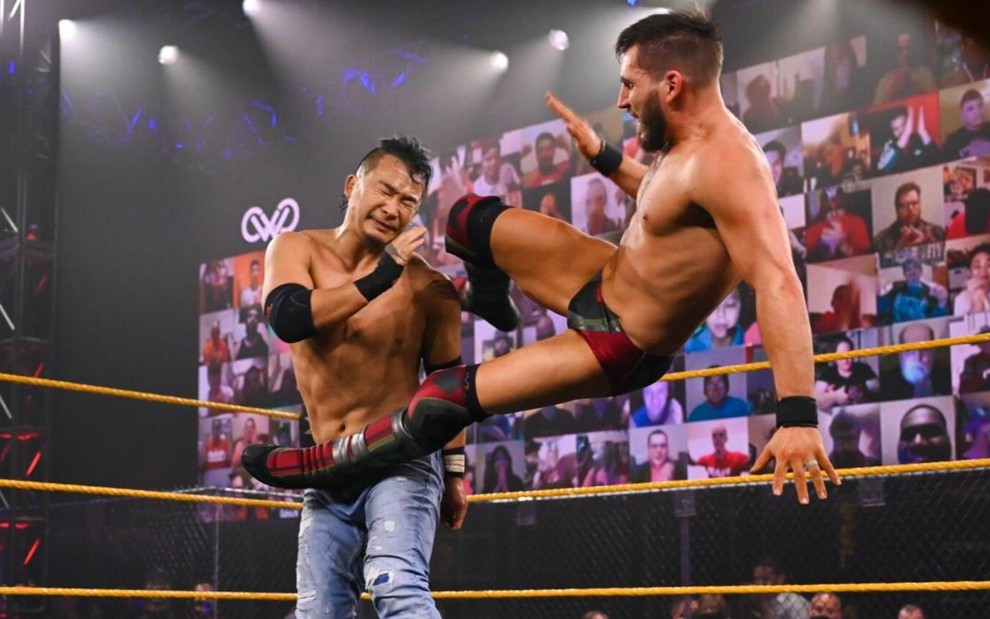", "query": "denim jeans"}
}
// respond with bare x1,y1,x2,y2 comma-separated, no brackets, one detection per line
294,453,443,619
